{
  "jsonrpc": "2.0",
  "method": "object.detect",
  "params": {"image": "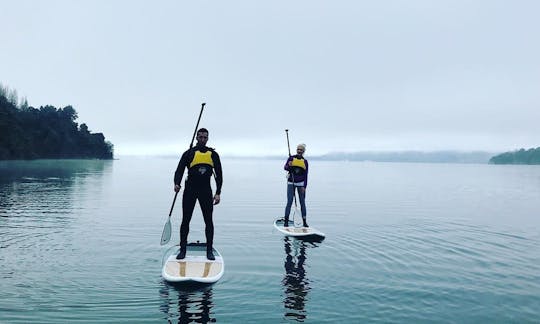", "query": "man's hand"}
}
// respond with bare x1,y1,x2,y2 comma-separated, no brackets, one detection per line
213,194,221,205
174,184,181,192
